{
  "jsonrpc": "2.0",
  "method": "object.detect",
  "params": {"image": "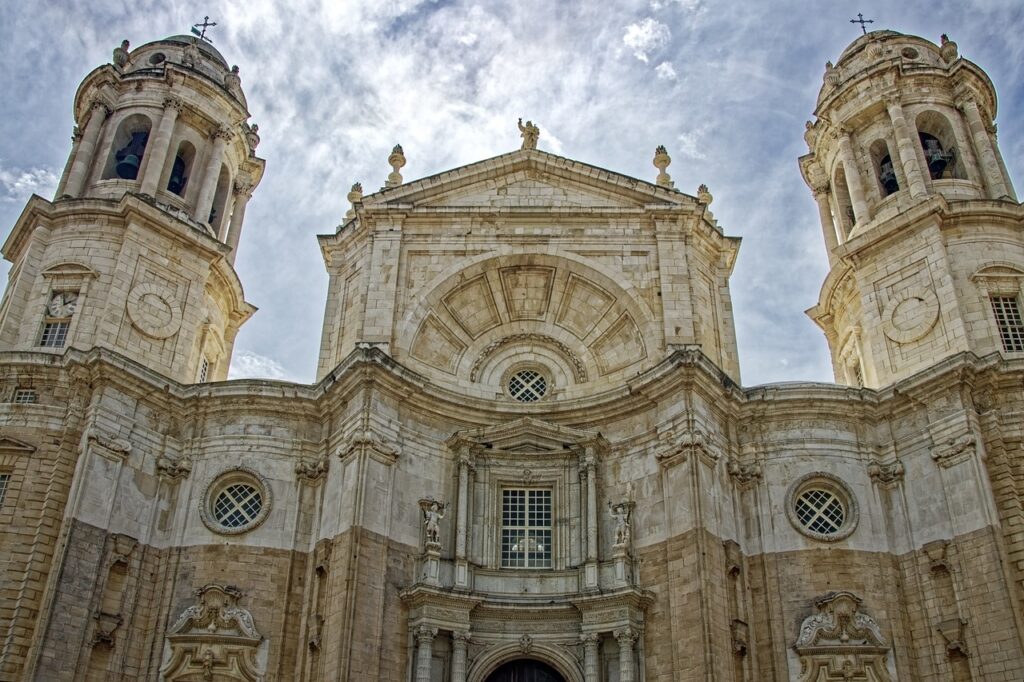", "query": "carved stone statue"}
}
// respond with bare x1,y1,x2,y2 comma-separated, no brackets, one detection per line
420,498,449,546
182,39,201,69
518,118,540,150
225,65,243,99
113,40,130,69
245,123,260,153
608,500,634,546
